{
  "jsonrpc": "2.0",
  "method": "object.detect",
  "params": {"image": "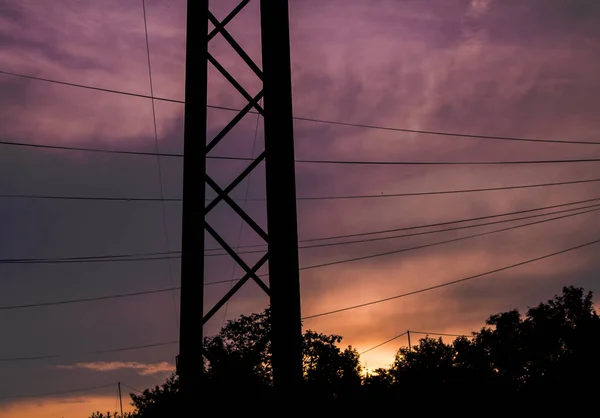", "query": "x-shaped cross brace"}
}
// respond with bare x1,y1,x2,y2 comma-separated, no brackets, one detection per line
202,0,271,325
